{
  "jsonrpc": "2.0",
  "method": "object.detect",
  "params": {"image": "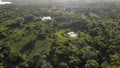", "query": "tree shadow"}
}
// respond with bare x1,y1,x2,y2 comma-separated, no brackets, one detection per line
20,35,44,56
20,38,36,55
